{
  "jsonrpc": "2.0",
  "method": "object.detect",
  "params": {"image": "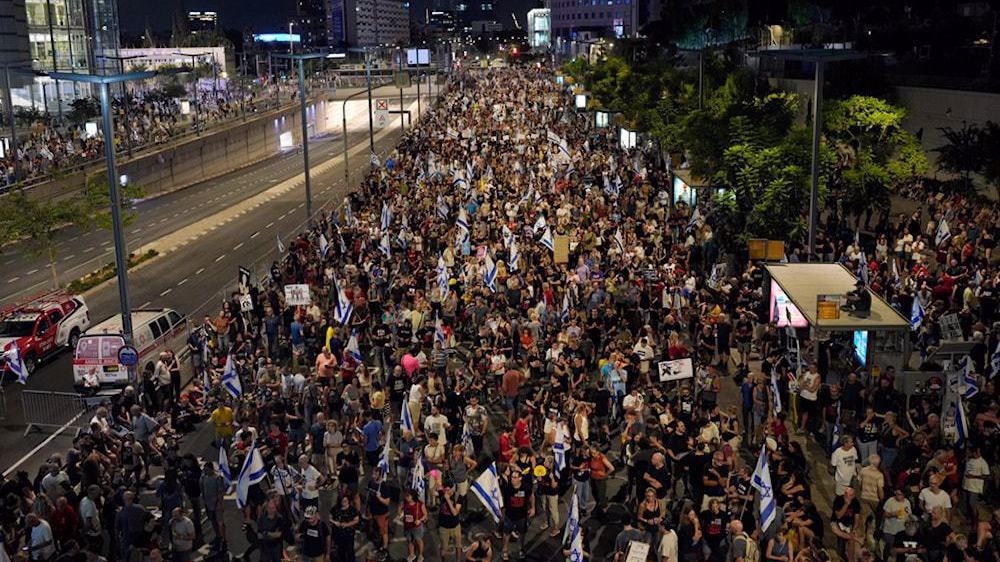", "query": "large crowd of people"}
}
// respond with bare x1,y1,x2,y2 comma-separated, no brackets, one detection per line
0,63,998,562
